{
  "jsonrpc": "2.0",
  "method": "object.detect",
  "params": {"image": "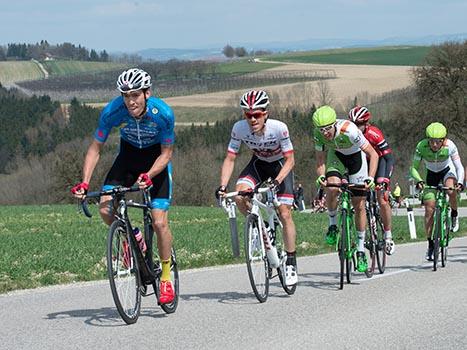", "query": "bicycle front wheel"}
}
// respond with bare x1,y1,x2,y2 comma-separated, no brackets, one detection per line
375,215,387,274
338,209,348,289
244,214,269,302
364,214,376,278
107,221,141,324
433,207,441,271
441,211,450,268
159,248,180,314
